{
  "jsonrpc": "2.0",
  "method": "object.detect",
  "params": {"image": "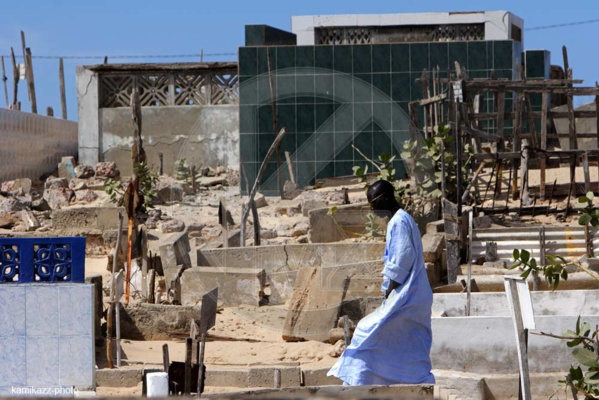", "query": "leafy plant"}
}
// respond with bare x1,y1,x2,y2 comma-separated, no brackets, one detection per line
576,192,599,228
351,145,397,184
175,158,202,191
363,211,384,240
103,161,159,212
511,249,569,291
401,123,474,203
